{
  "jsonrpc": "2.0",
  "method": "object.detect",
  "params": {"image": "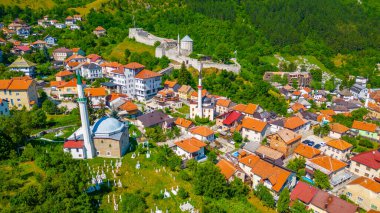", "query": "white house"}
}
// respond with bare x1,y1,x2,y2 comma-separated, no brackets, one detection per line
81,63,102,79
54,23,66,29
329,123,350,139
323,139,353,162
189,126,215,142
174,137,206,160
8,56,36,77
44,35,57,46
84,87,107,108
241,117,268,143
